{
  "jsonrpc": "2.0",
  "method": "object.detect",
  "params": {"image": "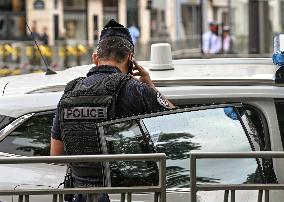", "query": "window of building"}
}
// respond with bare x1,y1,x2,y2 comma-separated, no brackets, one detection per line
63,0,87,43
181,4,201,37
126,0,138,27
63,0,86,10
0,0,25,12
64,13,87,42
103,0,118,25
0,113,53,156
0,0,26,40
93,15,99,42
54,15,59,41
54,0,58,9
231,0,249,54
103,0,117,7
281,1,284,33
